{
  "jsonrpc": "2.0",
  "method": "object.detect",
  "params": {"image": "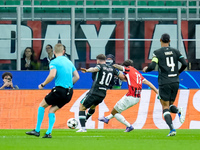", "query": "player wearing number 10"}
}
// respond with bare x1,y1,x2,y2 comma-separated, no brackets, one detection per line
143,33,187,136
76,54,125,132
